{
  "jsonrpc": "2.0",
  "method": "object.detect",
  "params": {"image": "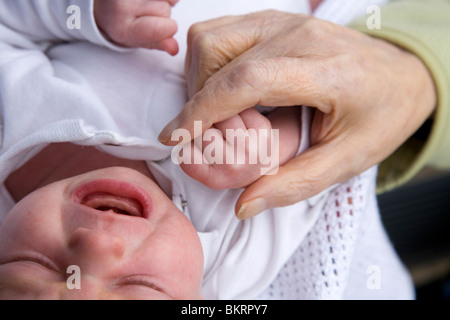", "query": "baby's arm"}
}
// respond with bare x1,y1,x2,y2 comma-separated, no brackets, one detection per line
179,107,303,190
0,0,178,55
0,0,107,48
